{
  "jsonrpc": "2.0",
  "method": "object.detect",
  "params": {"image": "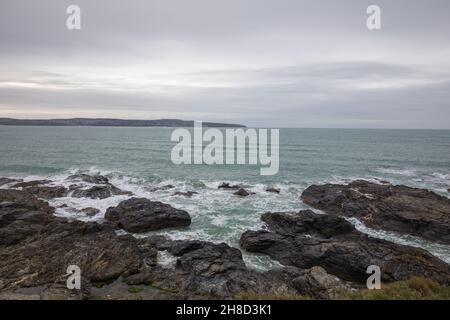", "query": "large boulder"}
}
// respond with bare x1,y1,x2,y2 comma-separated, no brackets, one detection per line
240,210,450,285
301,180,450,245
105,198,191,233
71,185,131,199
67,174,110,184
